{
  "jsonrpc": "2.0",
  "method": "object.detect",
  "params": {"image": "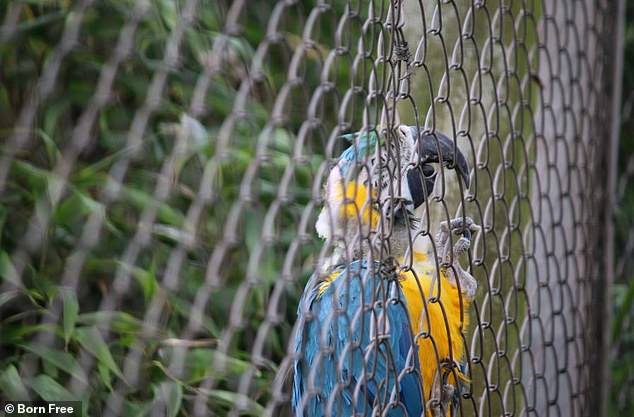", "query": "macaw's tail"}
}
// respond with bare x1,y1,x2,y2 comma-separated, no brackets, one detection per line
292,259,424,417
